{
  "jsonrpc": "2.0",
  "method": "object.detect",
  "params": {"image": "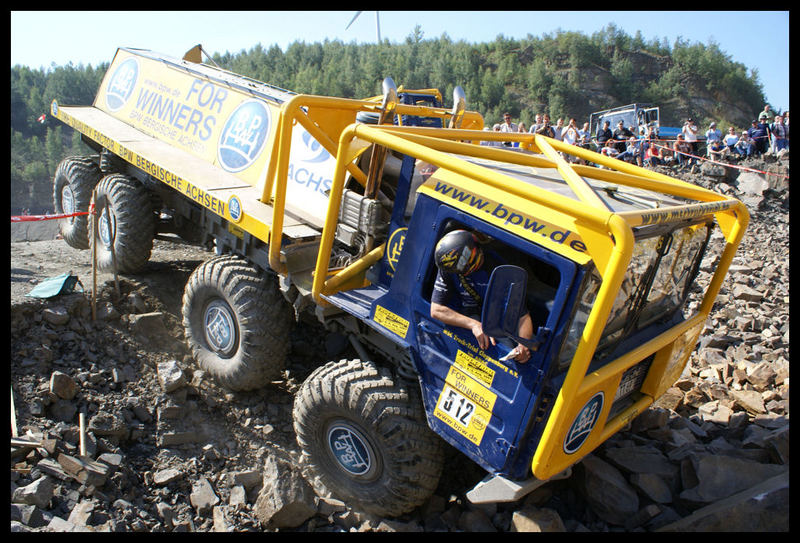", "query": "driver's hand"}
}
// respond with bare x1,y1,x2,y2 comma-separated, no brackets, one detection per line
470,321,496,351
511,344,531,363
